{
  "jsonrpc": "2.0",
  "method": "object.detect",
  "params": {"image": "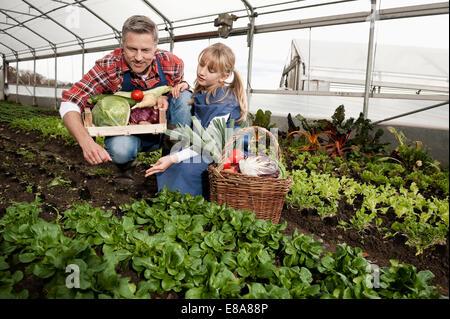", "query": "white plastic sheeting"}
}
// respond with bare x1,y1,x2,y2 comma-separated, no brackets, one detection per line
1,0,448,130
286,39,449,92
2,0,355,57
250,93,449,129
3,0,443,58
